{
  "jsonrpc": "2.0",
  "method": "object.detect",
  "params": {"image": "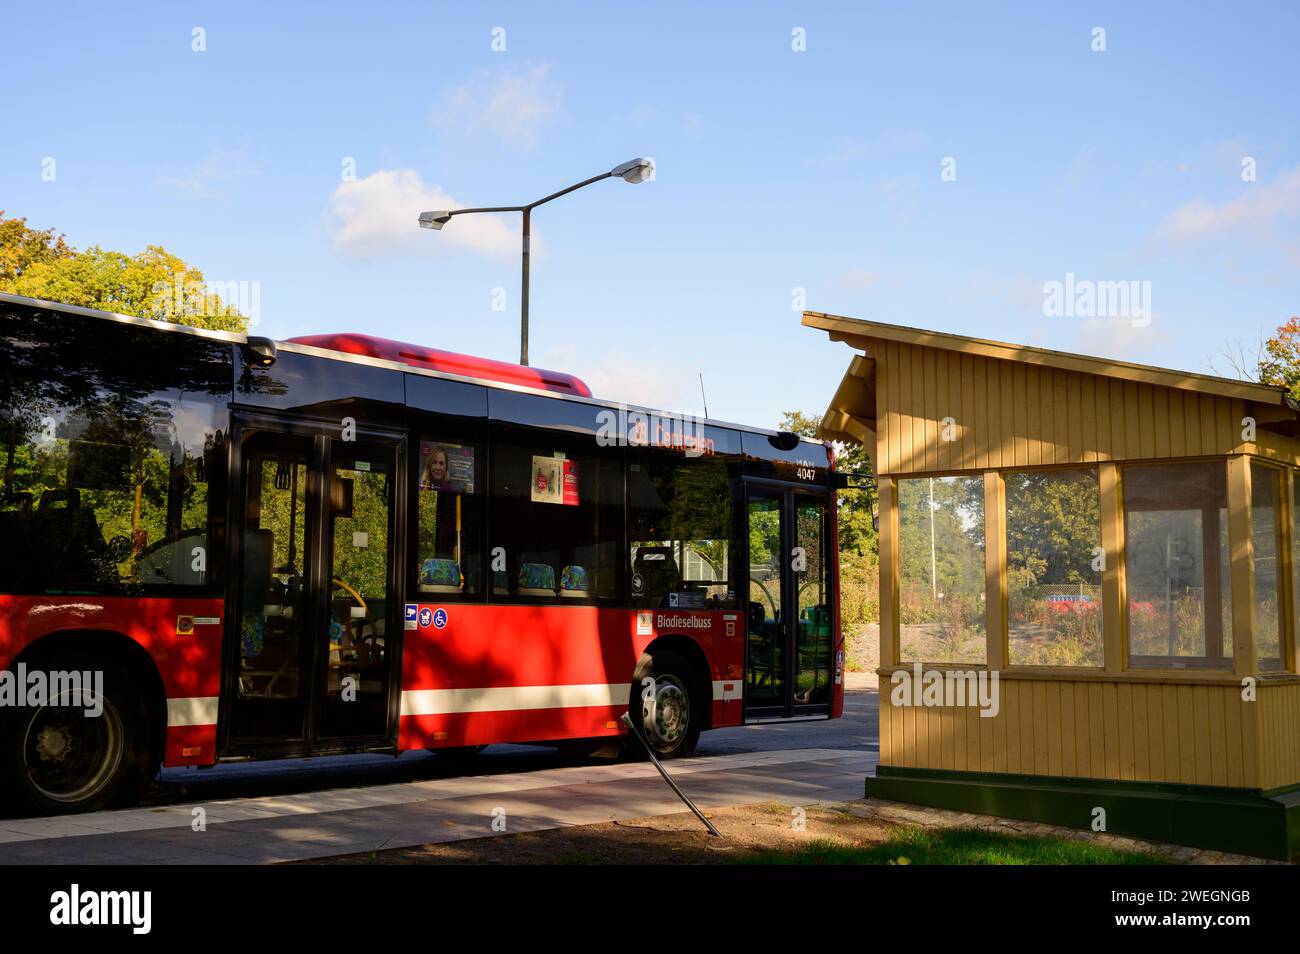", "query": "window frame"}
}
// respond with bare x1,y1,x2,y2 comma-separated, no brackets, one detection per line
1119,457,1235,673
